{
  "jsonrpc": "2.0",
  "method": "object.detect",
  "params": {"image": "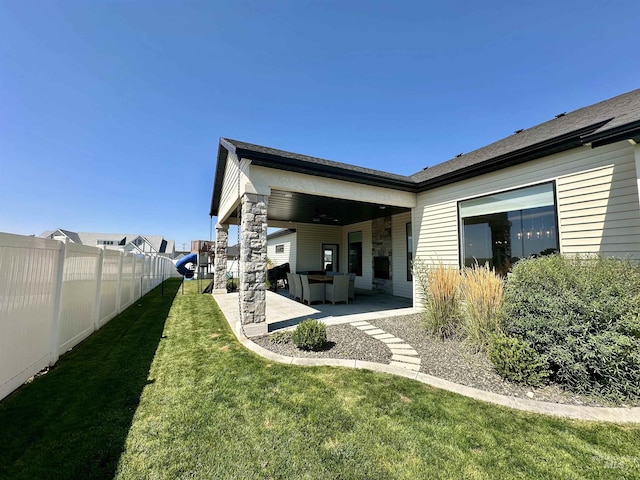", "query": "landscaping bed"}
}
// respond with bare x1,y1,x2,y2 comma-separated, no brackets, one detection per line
254,313,637,407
